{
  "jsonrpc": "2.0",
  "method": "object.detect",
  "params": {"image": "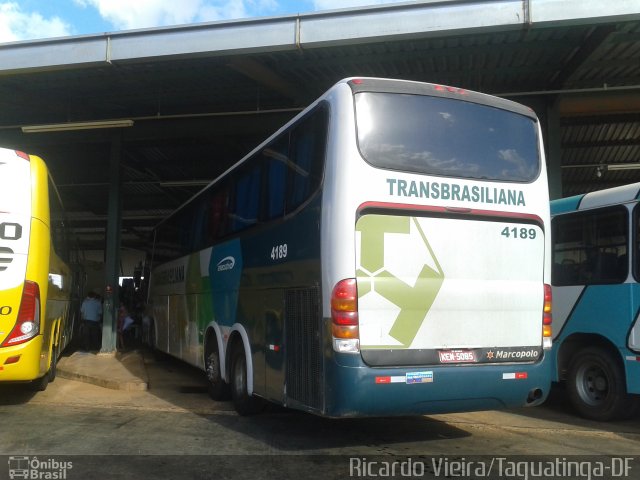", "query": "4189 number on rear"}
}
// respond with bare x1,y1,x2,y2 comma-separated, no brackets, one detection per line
501,226,536,240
